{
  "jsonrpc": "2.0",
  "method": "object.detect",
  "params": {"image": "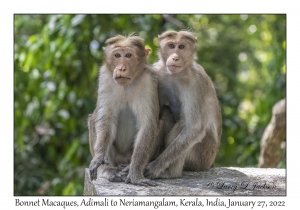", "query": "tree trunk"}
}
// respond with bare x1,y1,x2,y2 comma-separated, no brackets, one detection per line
258,99,286,168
